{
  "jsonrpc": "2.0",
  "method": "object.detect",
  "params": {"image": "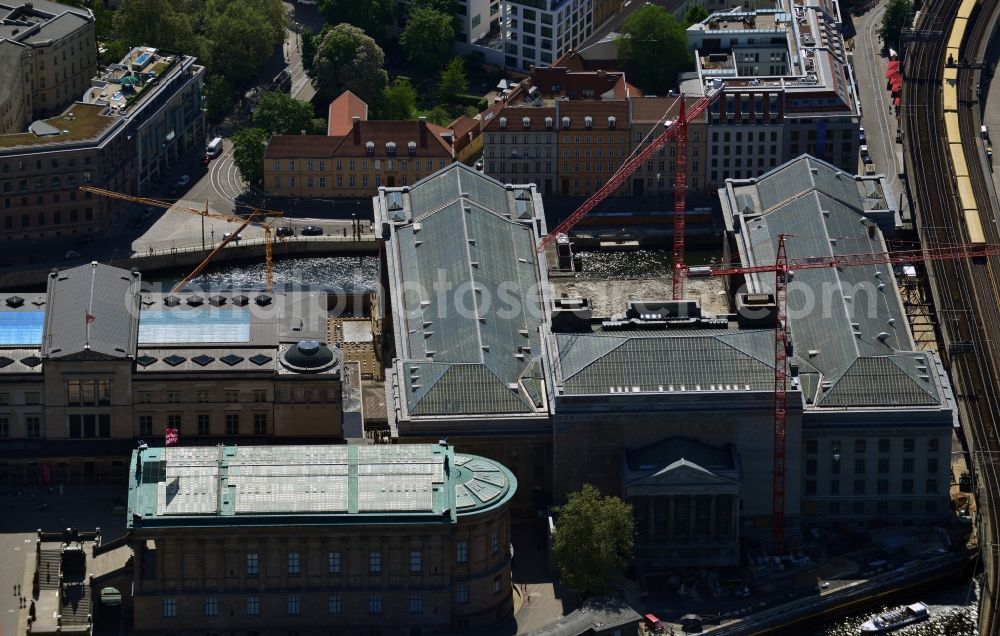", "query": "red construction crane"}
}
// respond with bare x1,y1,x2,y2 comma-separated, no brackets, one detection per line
536,89,720,275
709,234,1000,552
672,98,688,300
